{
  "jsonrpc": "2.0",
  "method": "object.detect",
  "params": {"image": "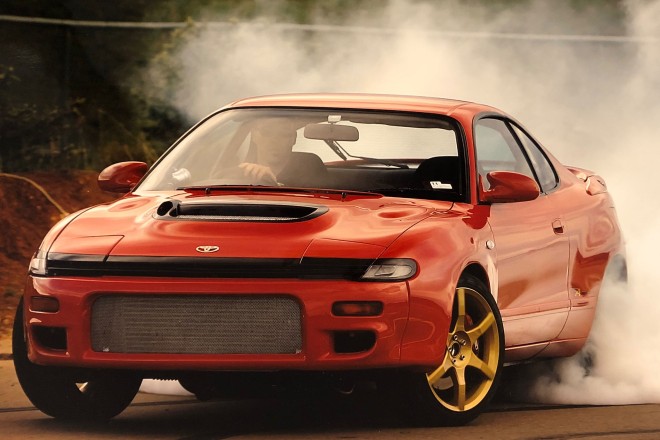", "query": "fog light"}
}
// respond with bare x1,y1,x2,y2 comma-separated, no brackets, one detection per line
333,331,376,353
30,296,60,313
33,326,67,350
332,301,383,316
